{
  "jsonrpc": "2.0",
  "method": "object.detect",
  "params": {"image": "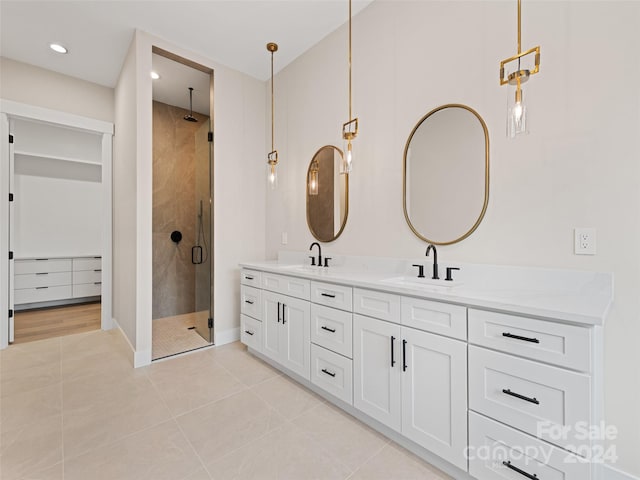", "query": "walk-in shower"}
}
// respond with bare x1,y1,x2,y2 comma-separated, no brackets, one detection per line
151,51,214,360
